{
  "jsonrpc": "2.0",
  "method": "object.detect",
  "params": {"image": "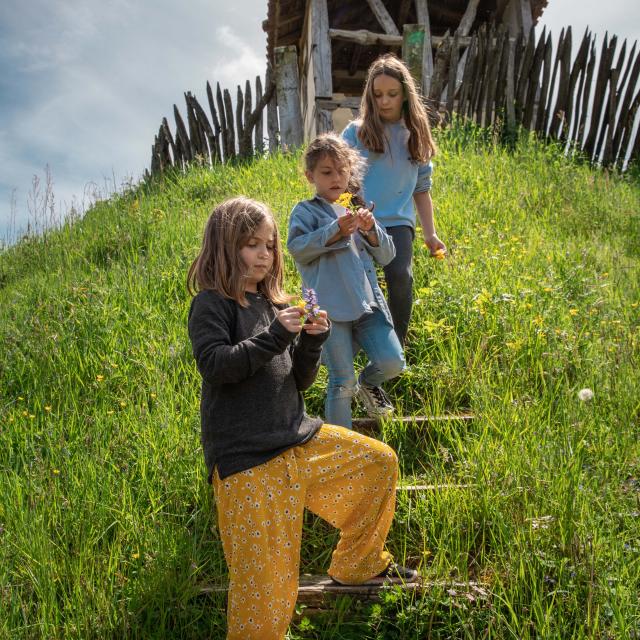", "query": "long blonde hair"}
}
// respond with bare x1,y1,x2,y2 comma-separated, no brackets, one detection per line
358,54,437,163
187,197,288,306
